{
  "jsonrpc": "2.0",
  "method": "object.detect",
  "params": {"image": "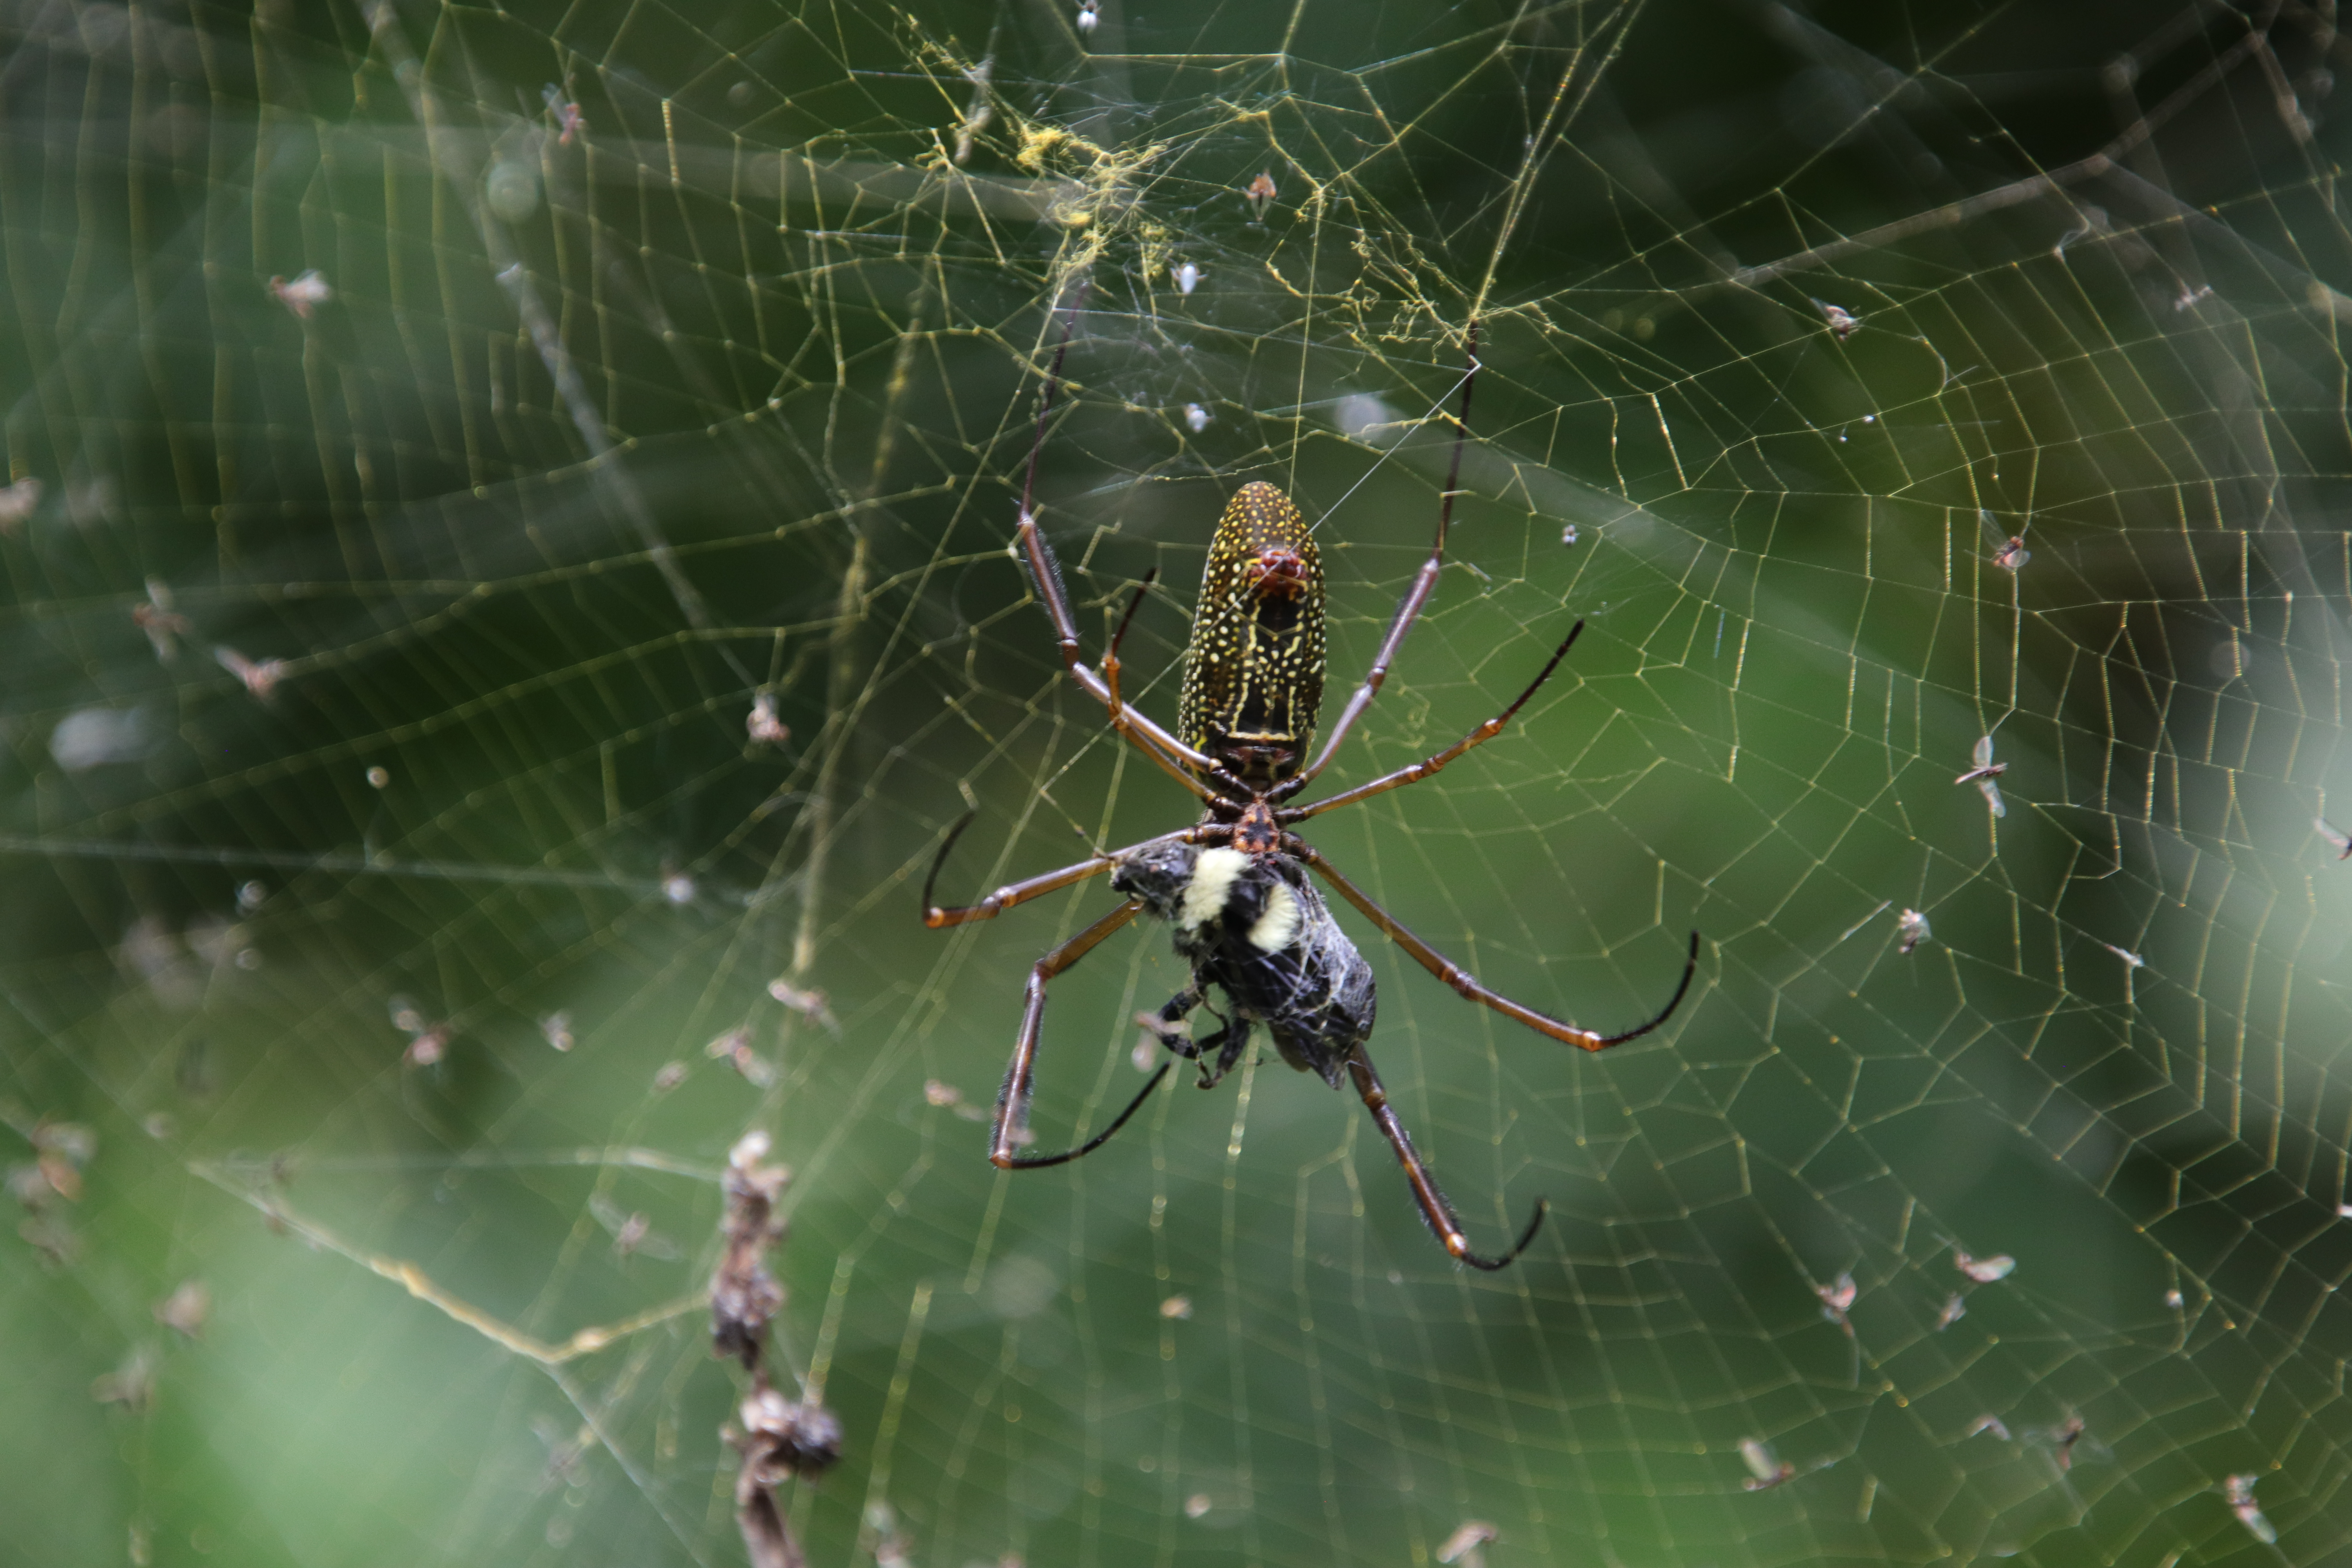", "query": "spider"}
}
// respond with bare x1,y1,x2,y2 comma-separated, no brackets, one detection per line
924,310,1699,1269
